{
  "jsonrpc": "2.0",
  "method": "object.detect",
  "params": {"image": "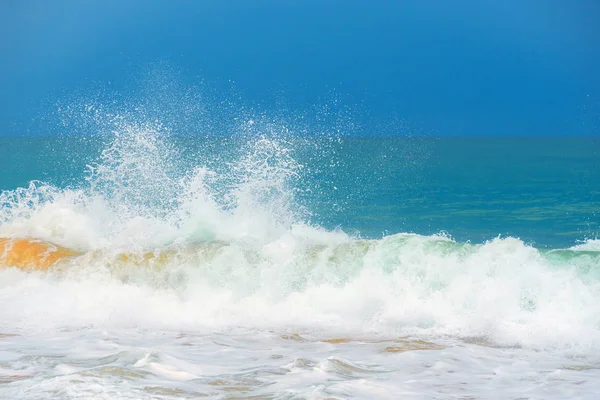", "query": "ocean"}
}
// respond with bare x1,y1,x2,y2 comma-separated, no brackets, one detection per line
0,112,599,398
